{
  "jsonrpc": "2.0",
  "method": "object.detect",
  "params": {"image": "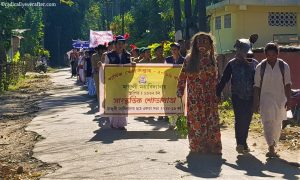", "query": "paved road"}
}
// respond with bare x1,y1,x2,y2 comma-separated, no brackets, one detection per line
27,68,299,180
